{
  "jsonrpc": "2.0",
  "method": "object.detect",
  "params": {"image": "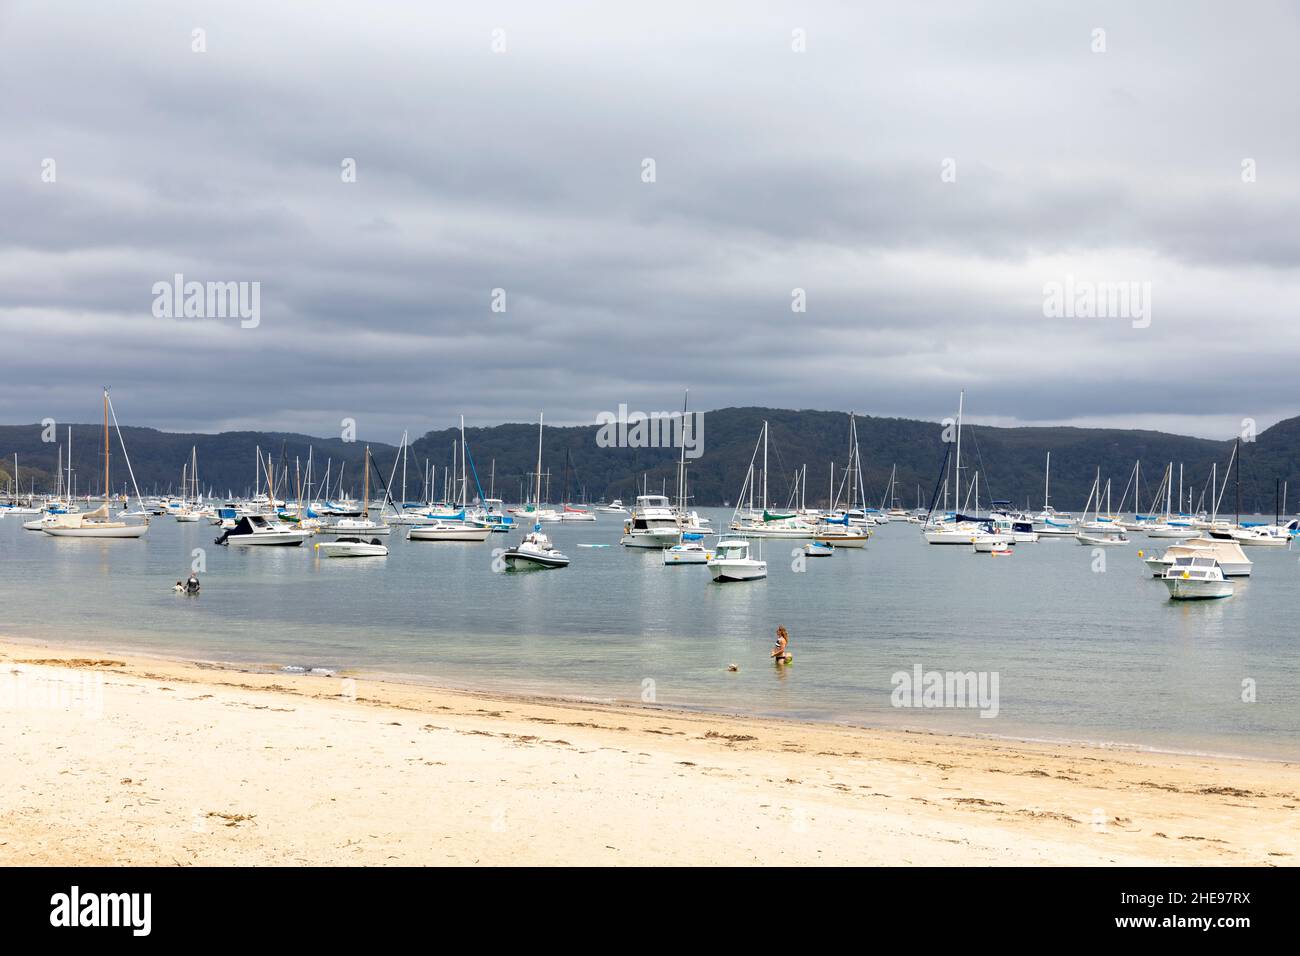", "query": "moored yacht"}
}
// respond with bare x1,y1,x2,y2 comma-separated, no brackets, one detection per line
620,495,682,548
